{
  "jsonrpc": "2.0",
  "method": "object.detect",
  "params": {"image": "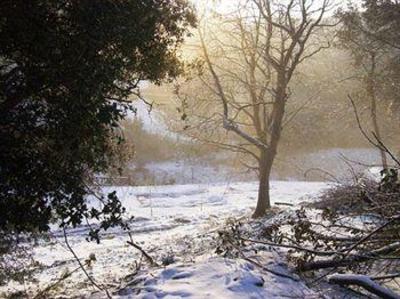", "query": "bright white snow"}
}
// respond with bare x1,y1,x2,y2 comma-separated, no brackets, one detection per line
2,180,329,298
